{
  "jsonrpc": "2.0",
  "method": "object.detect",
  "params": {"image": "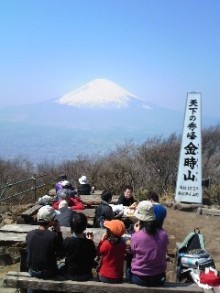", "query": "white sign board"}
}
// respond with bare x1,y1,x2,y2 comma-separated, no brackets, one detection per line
175,92,202,203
